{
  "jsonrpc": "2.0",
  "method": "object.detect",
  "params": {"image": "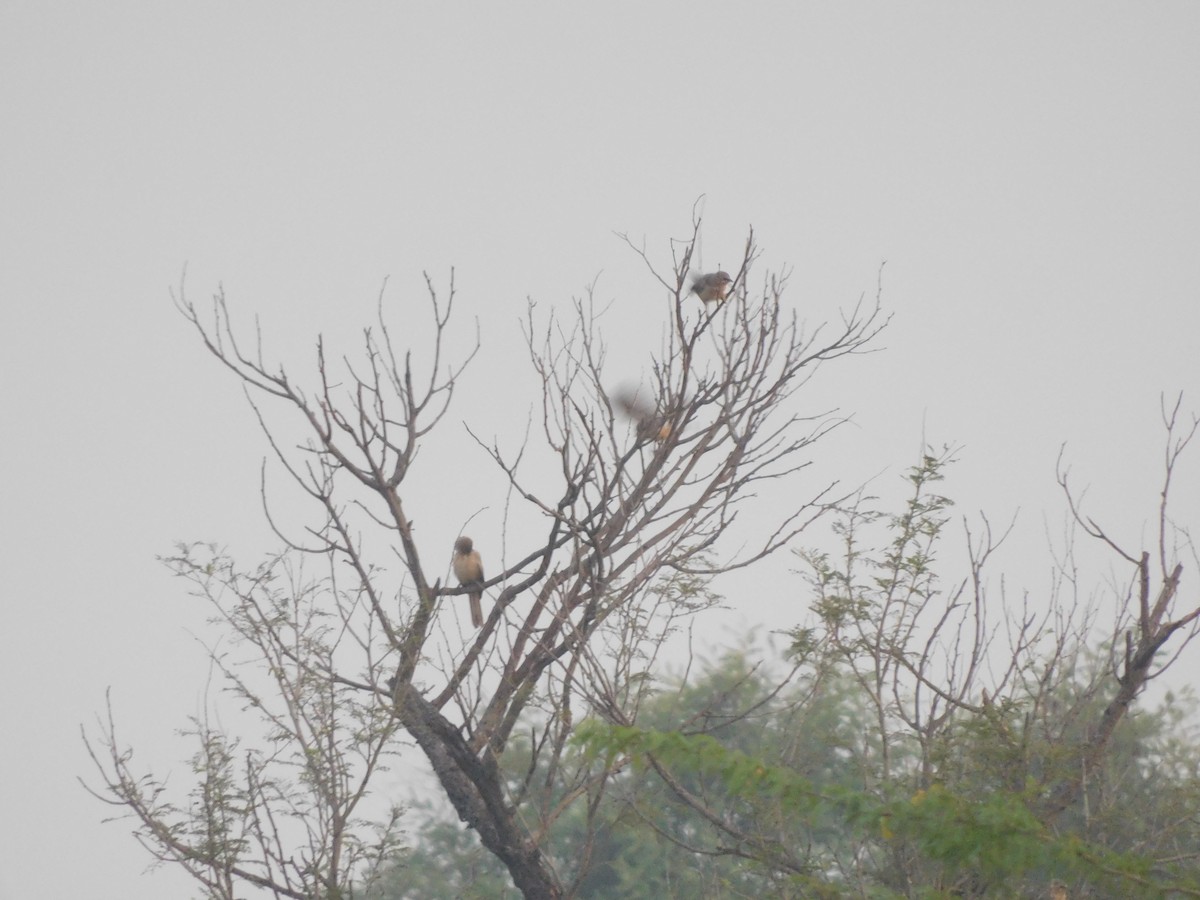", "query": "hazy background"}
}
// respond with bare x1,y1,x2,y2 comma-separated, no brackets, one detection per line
2,4,1199,897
